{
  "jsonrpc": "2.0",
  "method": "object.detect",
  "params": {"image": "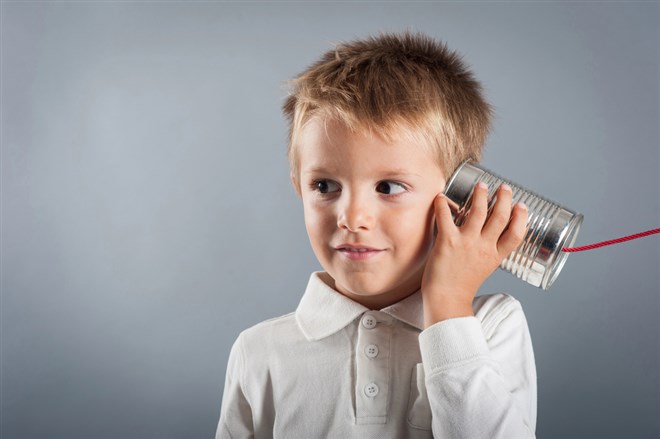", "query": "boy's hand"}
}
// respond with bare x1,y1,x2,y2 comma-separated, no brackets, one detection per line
421,182,528,327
